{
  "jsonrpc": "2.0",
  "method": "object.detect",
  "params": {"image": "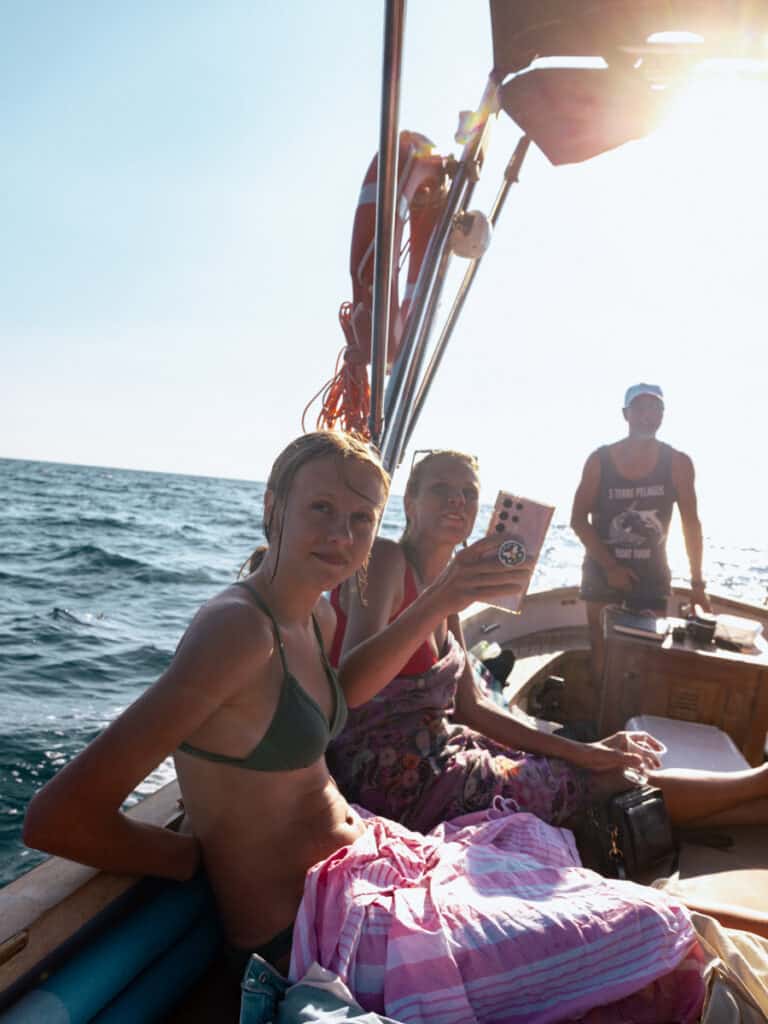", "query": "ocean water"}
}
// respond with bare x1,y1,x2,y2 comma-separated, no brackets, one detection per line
2,456,767,888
